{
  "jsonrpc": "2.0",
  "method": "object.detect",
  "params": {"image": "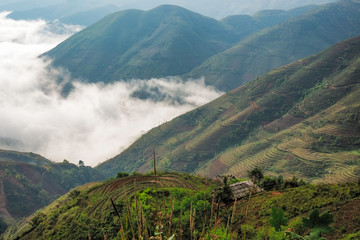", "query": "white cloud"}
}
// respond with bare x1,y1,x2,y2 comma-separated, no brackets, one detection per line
0,12,222,166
